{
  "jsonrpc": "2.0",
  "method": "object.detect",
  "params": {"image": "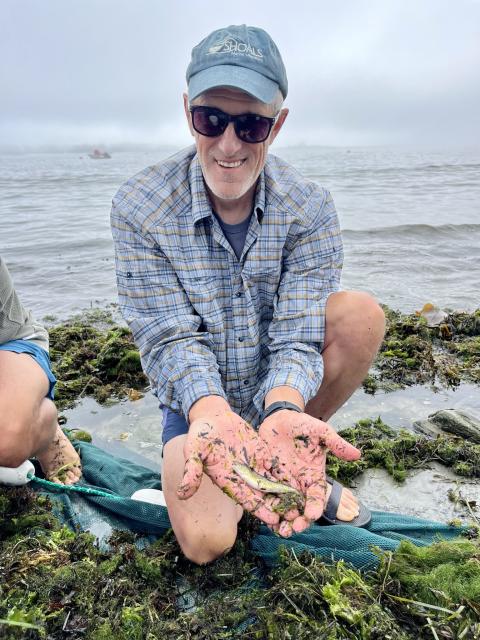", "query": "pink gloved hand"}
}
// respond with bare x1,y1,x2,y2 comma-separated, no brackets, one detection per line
259,410,361,537
177,411,280,527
